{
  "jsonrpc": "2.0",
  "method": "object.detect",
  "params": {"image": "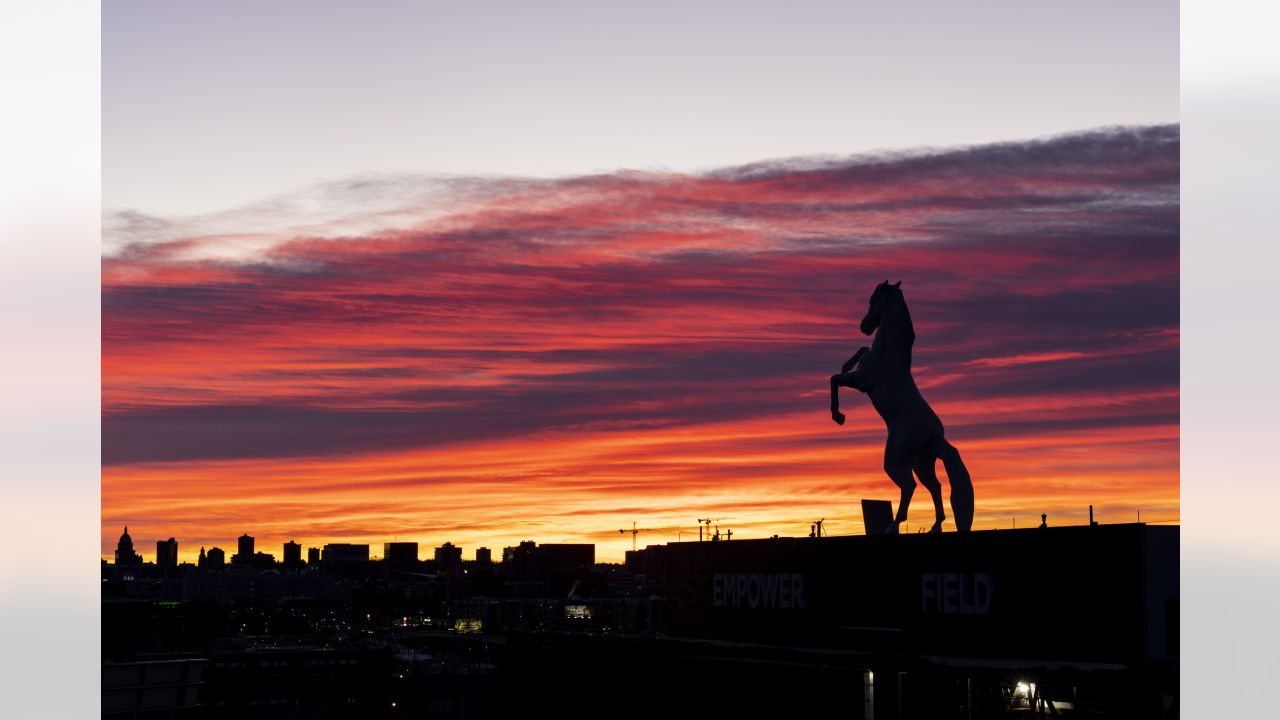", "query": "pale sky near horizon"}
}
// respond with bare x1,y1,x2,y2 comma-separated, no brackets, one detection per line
104,0,1178,217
